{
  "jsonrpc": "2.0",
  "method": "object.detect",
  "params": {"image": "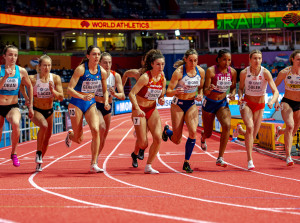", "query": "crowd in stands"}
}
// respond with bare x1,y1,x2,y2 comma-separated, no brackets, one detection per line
1,1,299,20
